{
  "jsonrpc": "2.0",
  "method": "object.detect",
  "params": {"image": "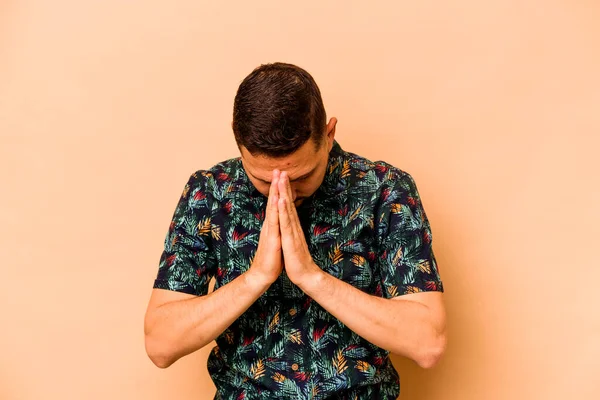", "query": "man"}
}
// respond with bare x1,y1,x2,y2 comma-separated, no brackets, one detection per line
144,63,446,399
